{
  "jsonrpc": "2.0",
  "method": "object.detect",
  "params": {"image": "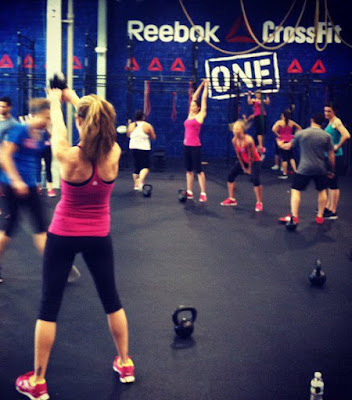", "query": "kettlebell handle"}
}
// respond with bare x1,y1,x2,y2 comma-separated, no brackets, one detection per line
172,306,197,325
